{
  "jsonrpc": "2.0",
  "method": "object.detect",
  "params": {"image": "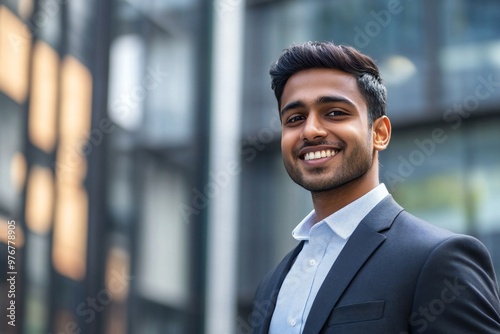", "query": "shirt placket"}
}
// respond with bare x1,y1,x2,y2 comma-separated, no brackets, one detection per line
297,222,333,331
